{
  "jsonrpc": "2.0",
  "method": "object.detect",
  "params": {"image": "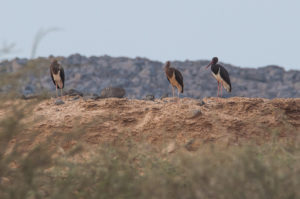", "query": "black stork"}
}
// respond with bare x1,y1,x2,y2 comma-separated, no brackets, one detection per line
50,60,65,98
164,61,184,98
206,57,231,97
